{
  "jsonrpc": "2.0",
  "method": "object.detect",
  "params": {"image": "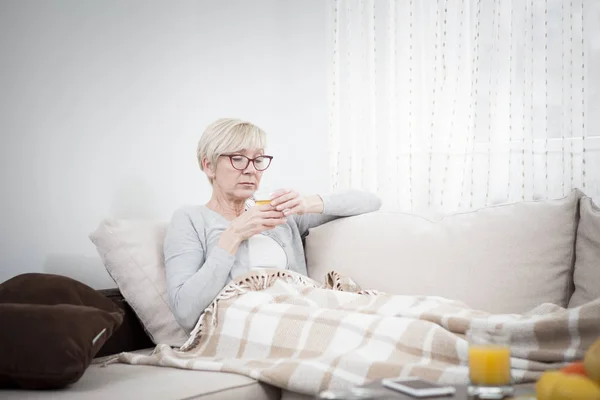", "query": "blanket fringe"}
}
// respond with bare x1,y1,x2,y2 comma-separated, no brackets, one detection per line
93,354,121,367
101,357,120,367
326,270,383,295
